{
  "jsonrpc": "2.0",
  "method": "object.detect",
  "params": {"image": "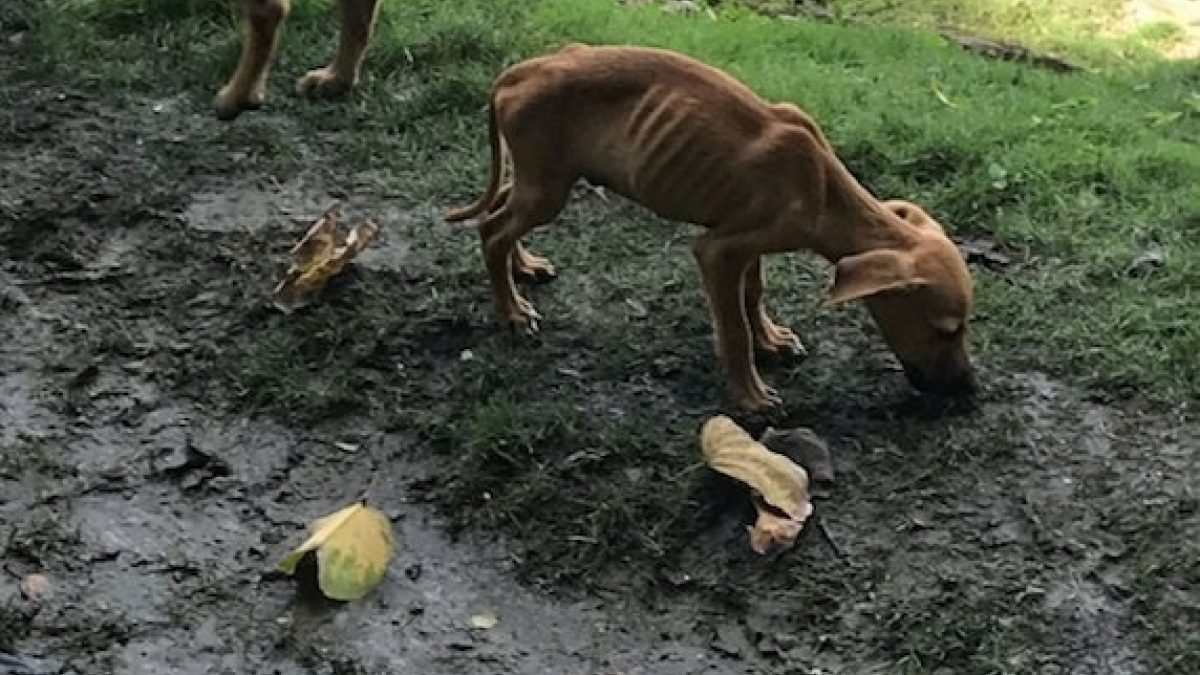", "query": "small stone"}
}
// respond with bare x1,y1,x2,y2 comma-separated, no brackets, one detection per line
761,426,835,484
711,622,746,658
20,573,50,600
1127,247,1166,277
